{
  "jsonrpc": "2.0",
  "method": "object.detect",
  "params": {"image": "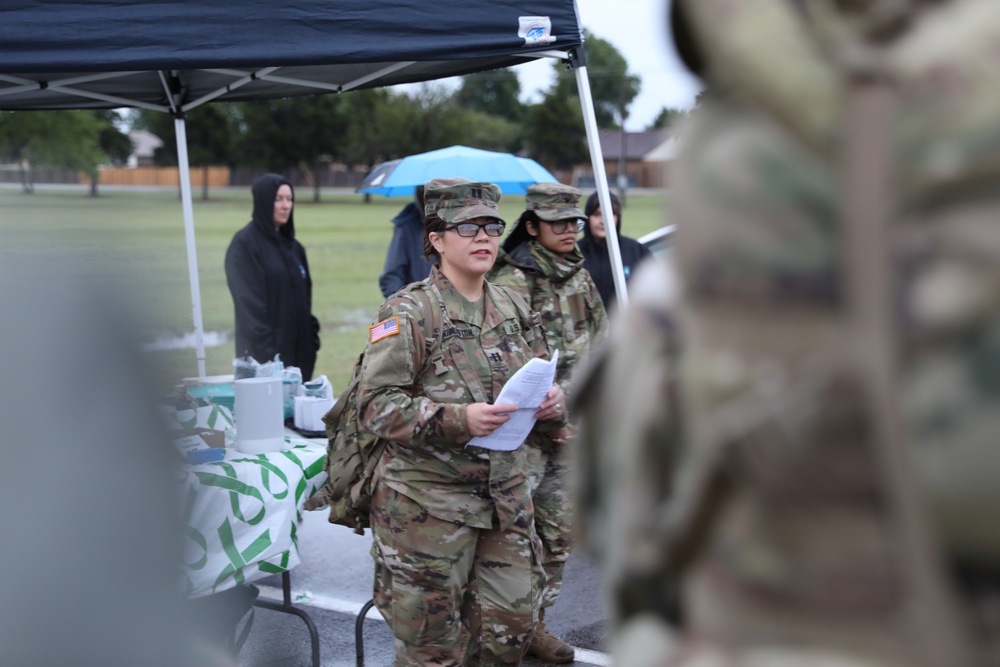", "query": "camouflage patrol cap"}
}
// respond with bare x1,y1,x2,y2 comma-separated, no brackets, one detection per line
525,182,586,221
423,177,504,224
